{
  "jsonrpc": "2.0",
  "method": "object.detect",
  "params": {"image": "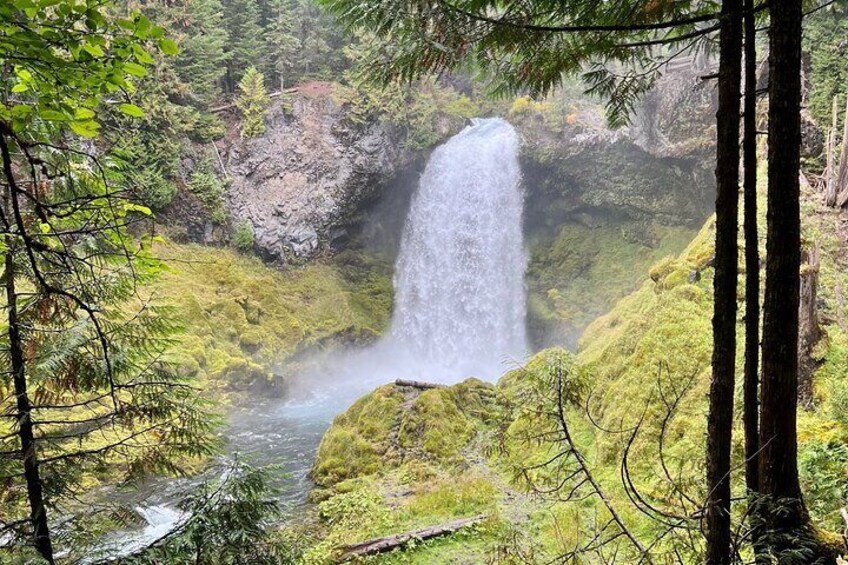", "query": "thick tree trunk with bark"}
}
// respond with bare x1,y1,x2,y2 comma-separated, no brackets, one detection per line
705,0,743,562
755,0,840,558
742,0,760,497
1,133,55,564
